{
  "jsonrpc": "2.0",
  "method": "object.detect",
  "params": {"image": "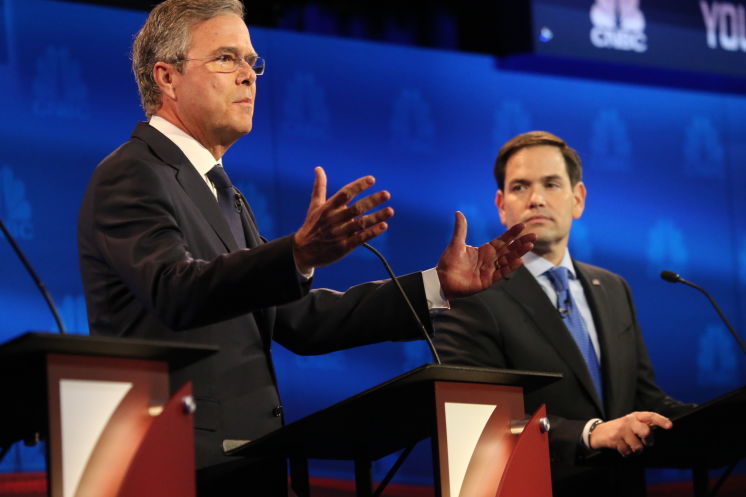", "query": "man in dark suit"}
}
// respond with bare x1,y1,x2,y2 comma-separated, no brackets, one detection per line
77,1,534,494
433,131,691,497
